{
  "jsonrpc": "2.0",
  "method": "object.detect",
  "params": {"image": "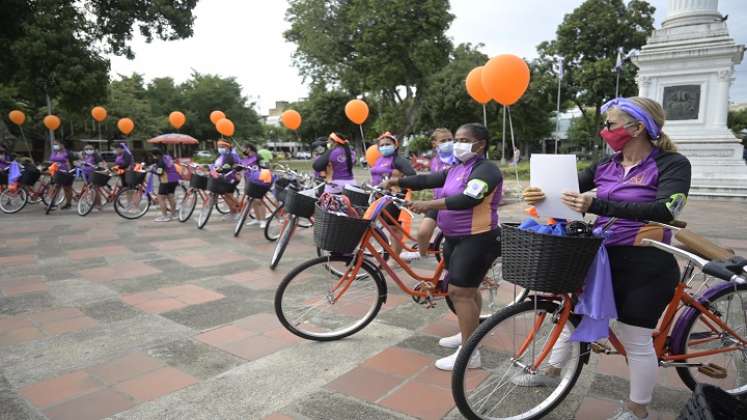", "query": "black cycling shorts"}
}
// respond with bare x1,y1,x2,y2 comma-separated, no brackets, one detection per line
0,172,7,185
607,246,680,329
158,181,178,195
424,209,438,221
443,228,501,288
